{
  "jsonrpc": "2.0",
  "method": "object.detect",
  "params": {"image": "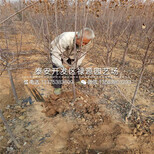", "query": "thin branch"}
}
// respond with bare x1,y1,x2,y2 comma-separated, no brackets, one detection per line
0,110,21,149
0,1,39,25
54,0,58,35
127,39,153,118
